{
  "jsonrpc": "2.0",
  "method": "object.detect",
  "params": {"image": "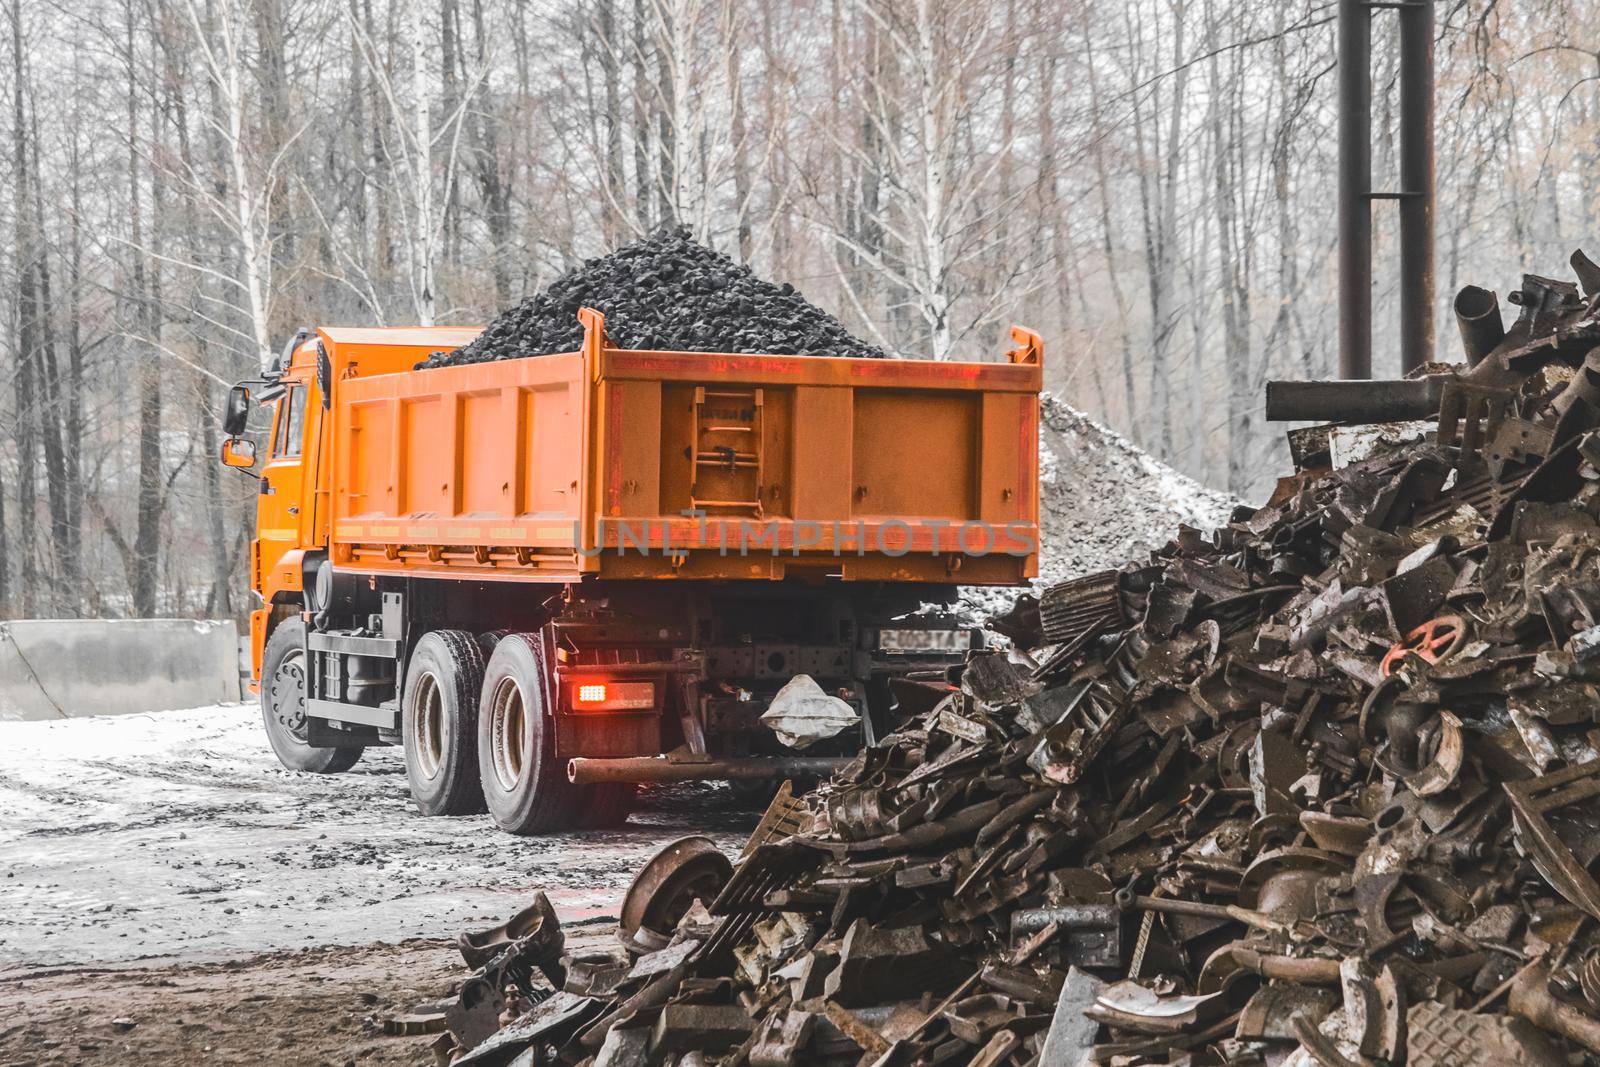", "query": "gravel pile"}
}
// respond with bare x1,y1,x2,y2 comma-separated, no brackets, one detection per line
964,396,1238,618
421,228,889,368
1035,396,1237,580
